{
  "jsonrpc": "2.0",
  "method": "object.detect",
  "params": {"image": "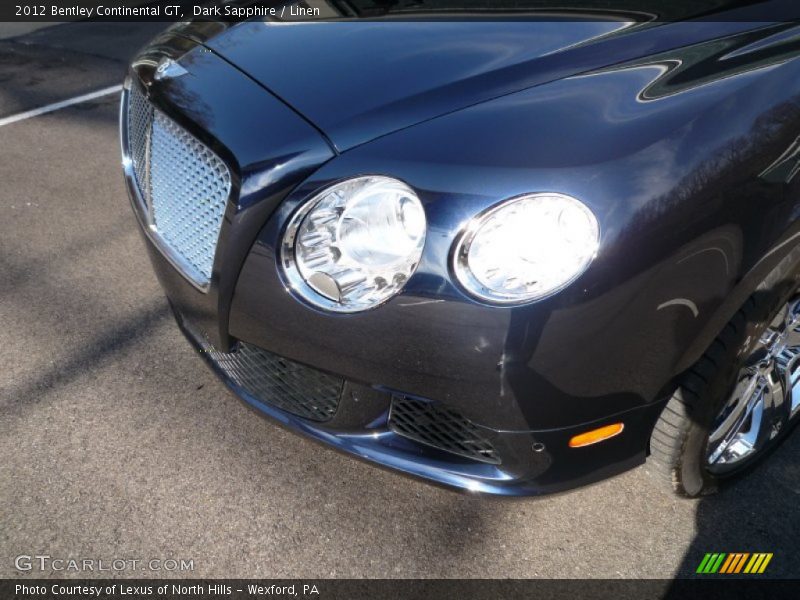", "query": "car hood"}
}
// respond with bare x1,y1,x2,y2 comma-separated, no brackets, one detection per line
203,17,768,152
205,20,637,151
